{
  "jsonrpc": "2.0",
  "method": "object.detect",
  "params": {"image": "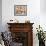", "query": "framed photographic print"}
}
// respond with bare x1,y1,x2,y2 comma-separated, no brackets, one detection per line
14,5,27,16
